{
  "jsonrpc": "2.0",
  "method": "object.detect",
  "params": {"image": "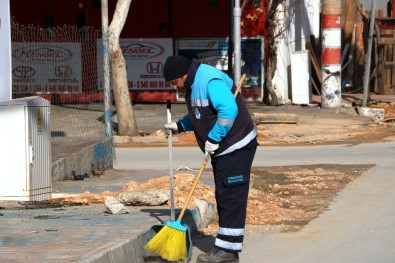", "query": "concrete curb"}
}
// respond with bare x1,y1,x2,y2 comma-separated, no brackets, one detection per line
78,206,213,263
52,139,113,182
79,237,147,263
